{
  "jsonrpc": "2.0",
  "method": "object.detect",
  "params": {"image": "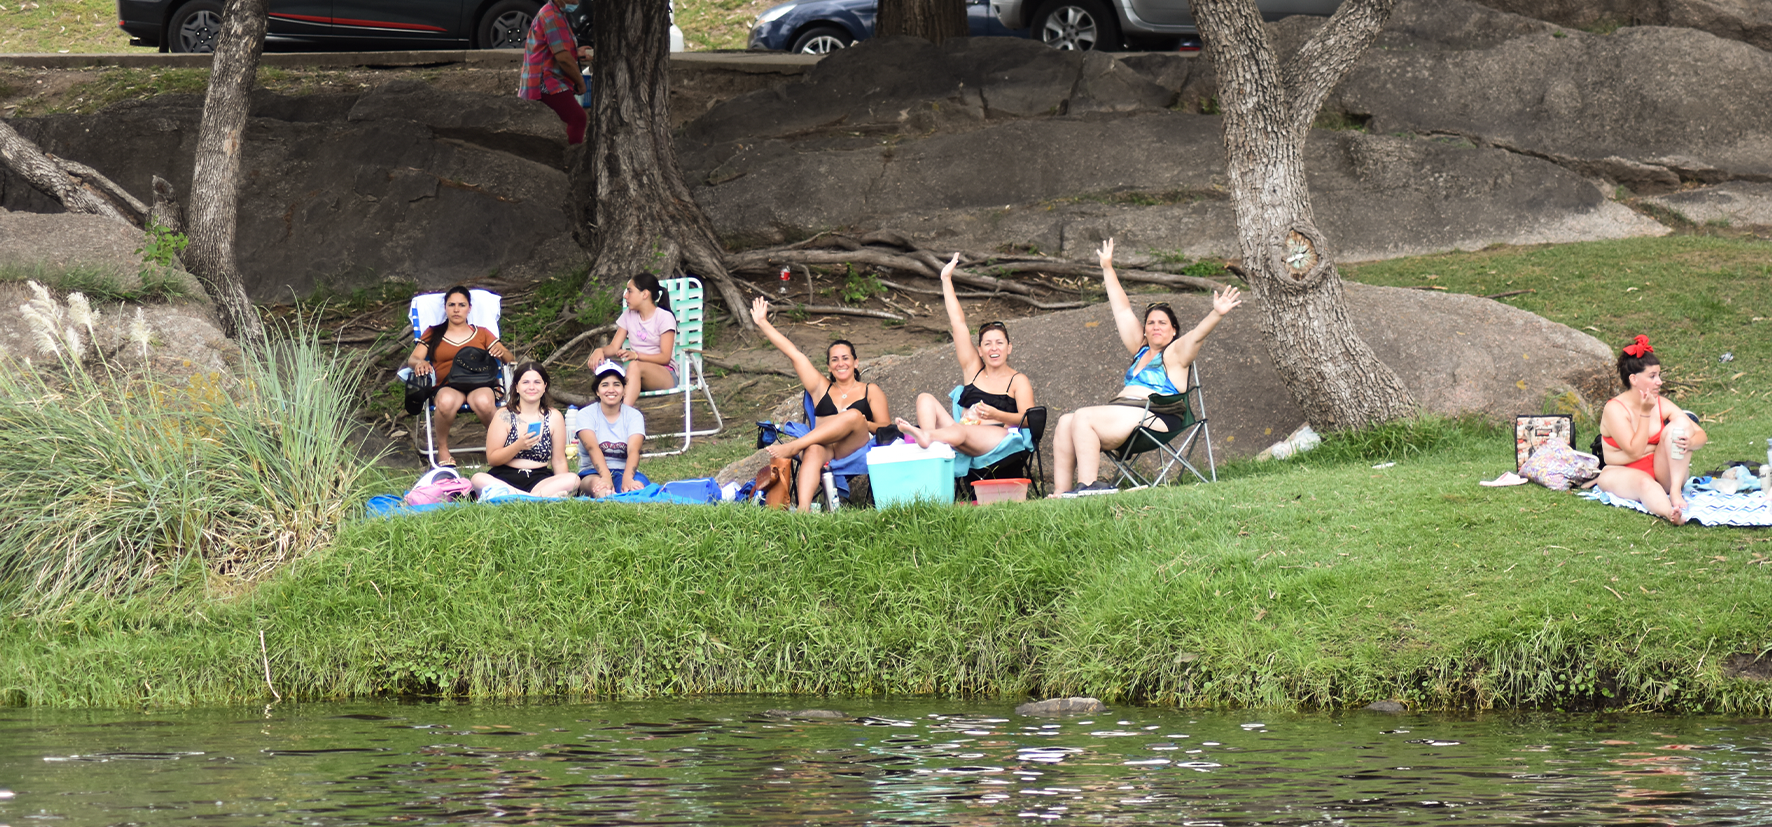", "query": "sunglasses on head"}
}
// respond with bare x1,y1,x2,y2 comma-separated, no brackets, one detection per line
978,320,1008,334
1145,302,1172,314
